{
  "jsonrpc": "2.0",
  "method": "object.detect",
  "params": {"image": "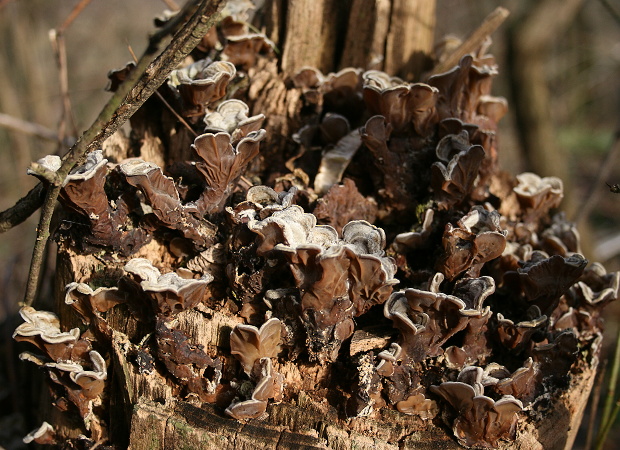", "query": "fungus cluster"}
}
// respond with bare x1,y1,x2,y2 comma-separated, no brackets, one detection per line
14,6,619,449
